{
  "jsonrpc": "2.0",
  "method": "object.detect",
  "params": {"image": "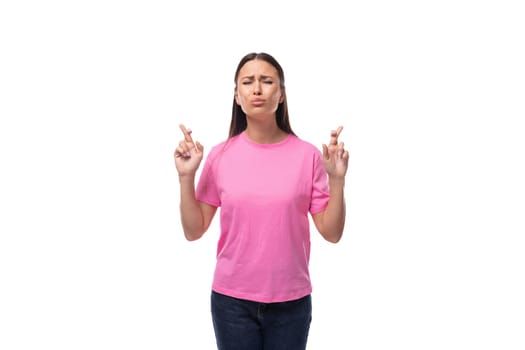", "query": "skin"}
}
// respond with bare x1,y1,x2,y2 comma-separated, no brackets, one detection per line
174,59,349,243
